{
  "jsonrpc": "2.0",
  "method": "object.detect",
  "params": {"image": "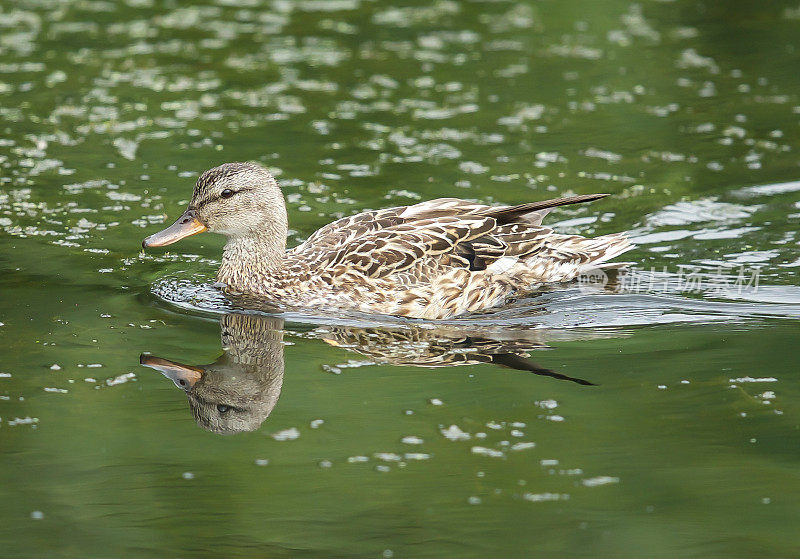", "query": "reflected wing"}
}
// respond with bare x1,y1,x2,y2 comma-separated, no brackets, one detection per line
317,326,595,385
